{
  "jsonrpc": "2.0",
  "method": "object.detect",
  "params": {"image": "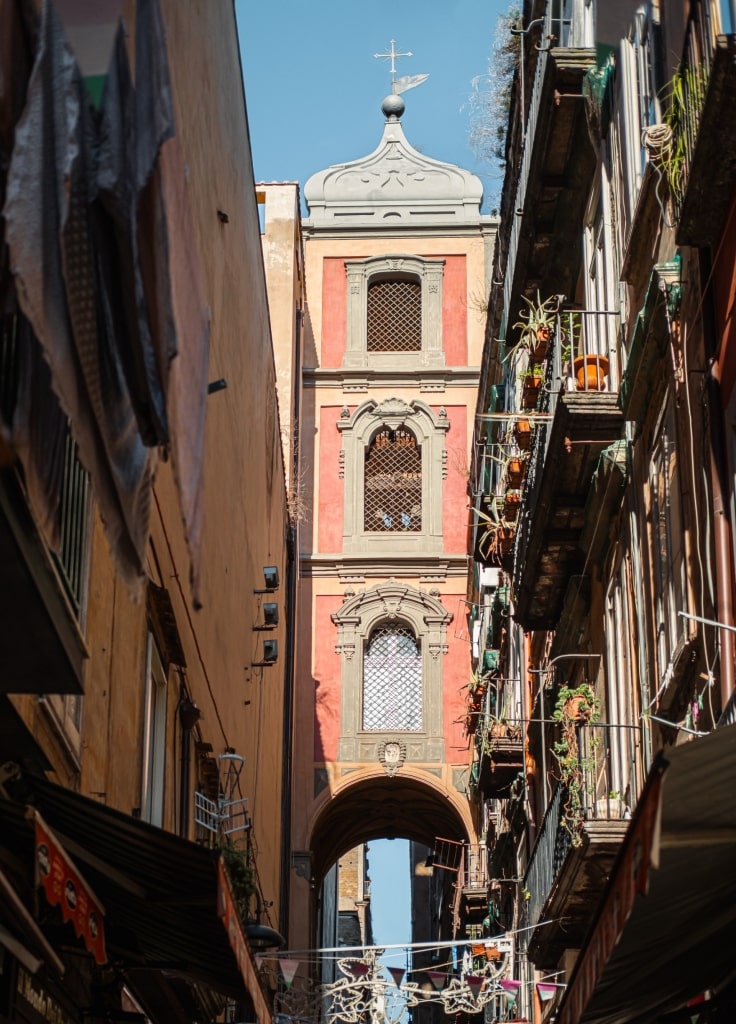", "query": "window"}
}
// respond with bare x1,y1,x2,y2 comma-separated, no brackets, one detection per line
344,255,445,369
605,553,645,801
364,427,421,532
649,402,686,685
332,582,452,763
338,397,449,556
363,623,422,731
367,278,421,352
141,633,168,826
